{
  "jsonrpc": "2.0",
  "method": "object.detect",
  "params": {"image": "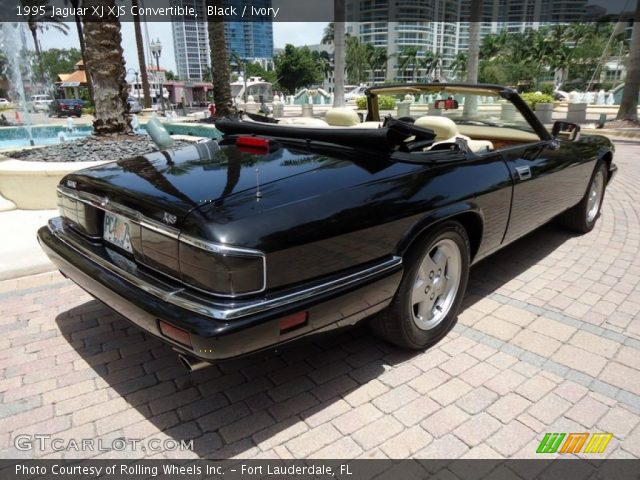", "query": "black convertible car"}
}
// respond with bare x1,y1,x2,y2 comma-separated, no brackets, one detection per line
38,84,616,370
